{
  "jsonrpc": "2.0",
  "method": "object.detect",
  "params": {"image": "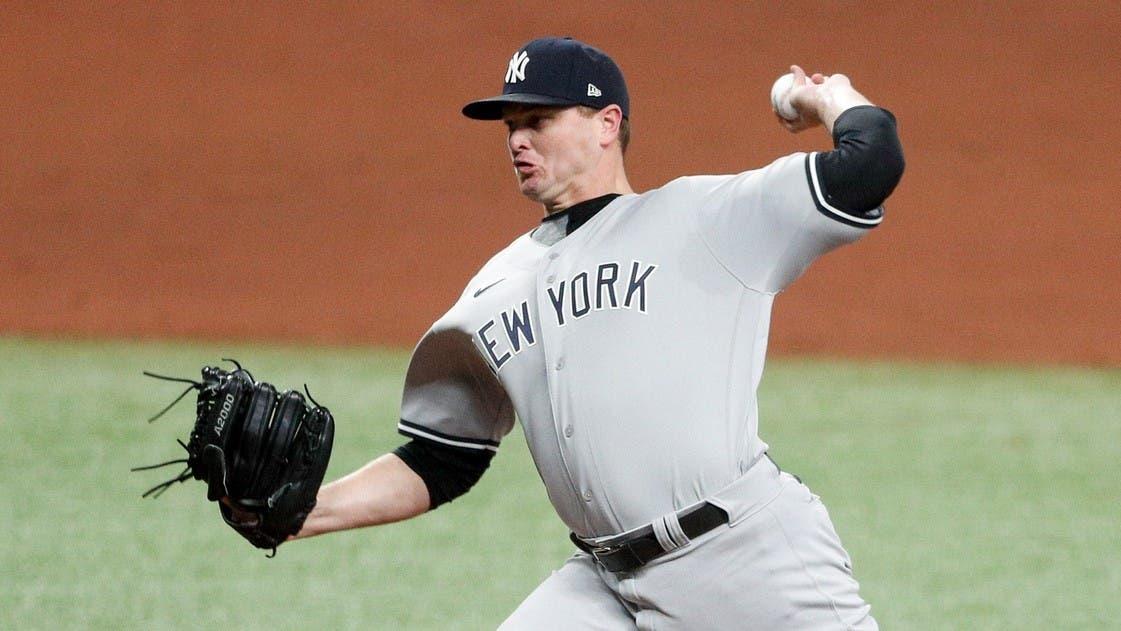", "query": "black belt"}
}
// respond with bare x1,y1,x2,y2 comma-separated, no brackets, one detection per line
570,502,729,573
